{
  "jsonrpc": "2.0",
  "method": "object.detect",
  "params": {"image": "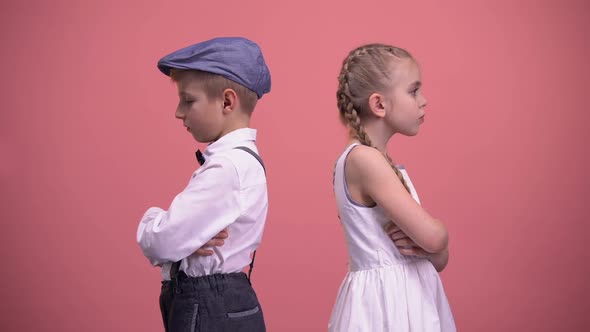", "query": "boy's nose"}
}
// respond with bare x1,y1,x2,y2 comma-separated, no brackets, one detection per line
175,108,184,119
